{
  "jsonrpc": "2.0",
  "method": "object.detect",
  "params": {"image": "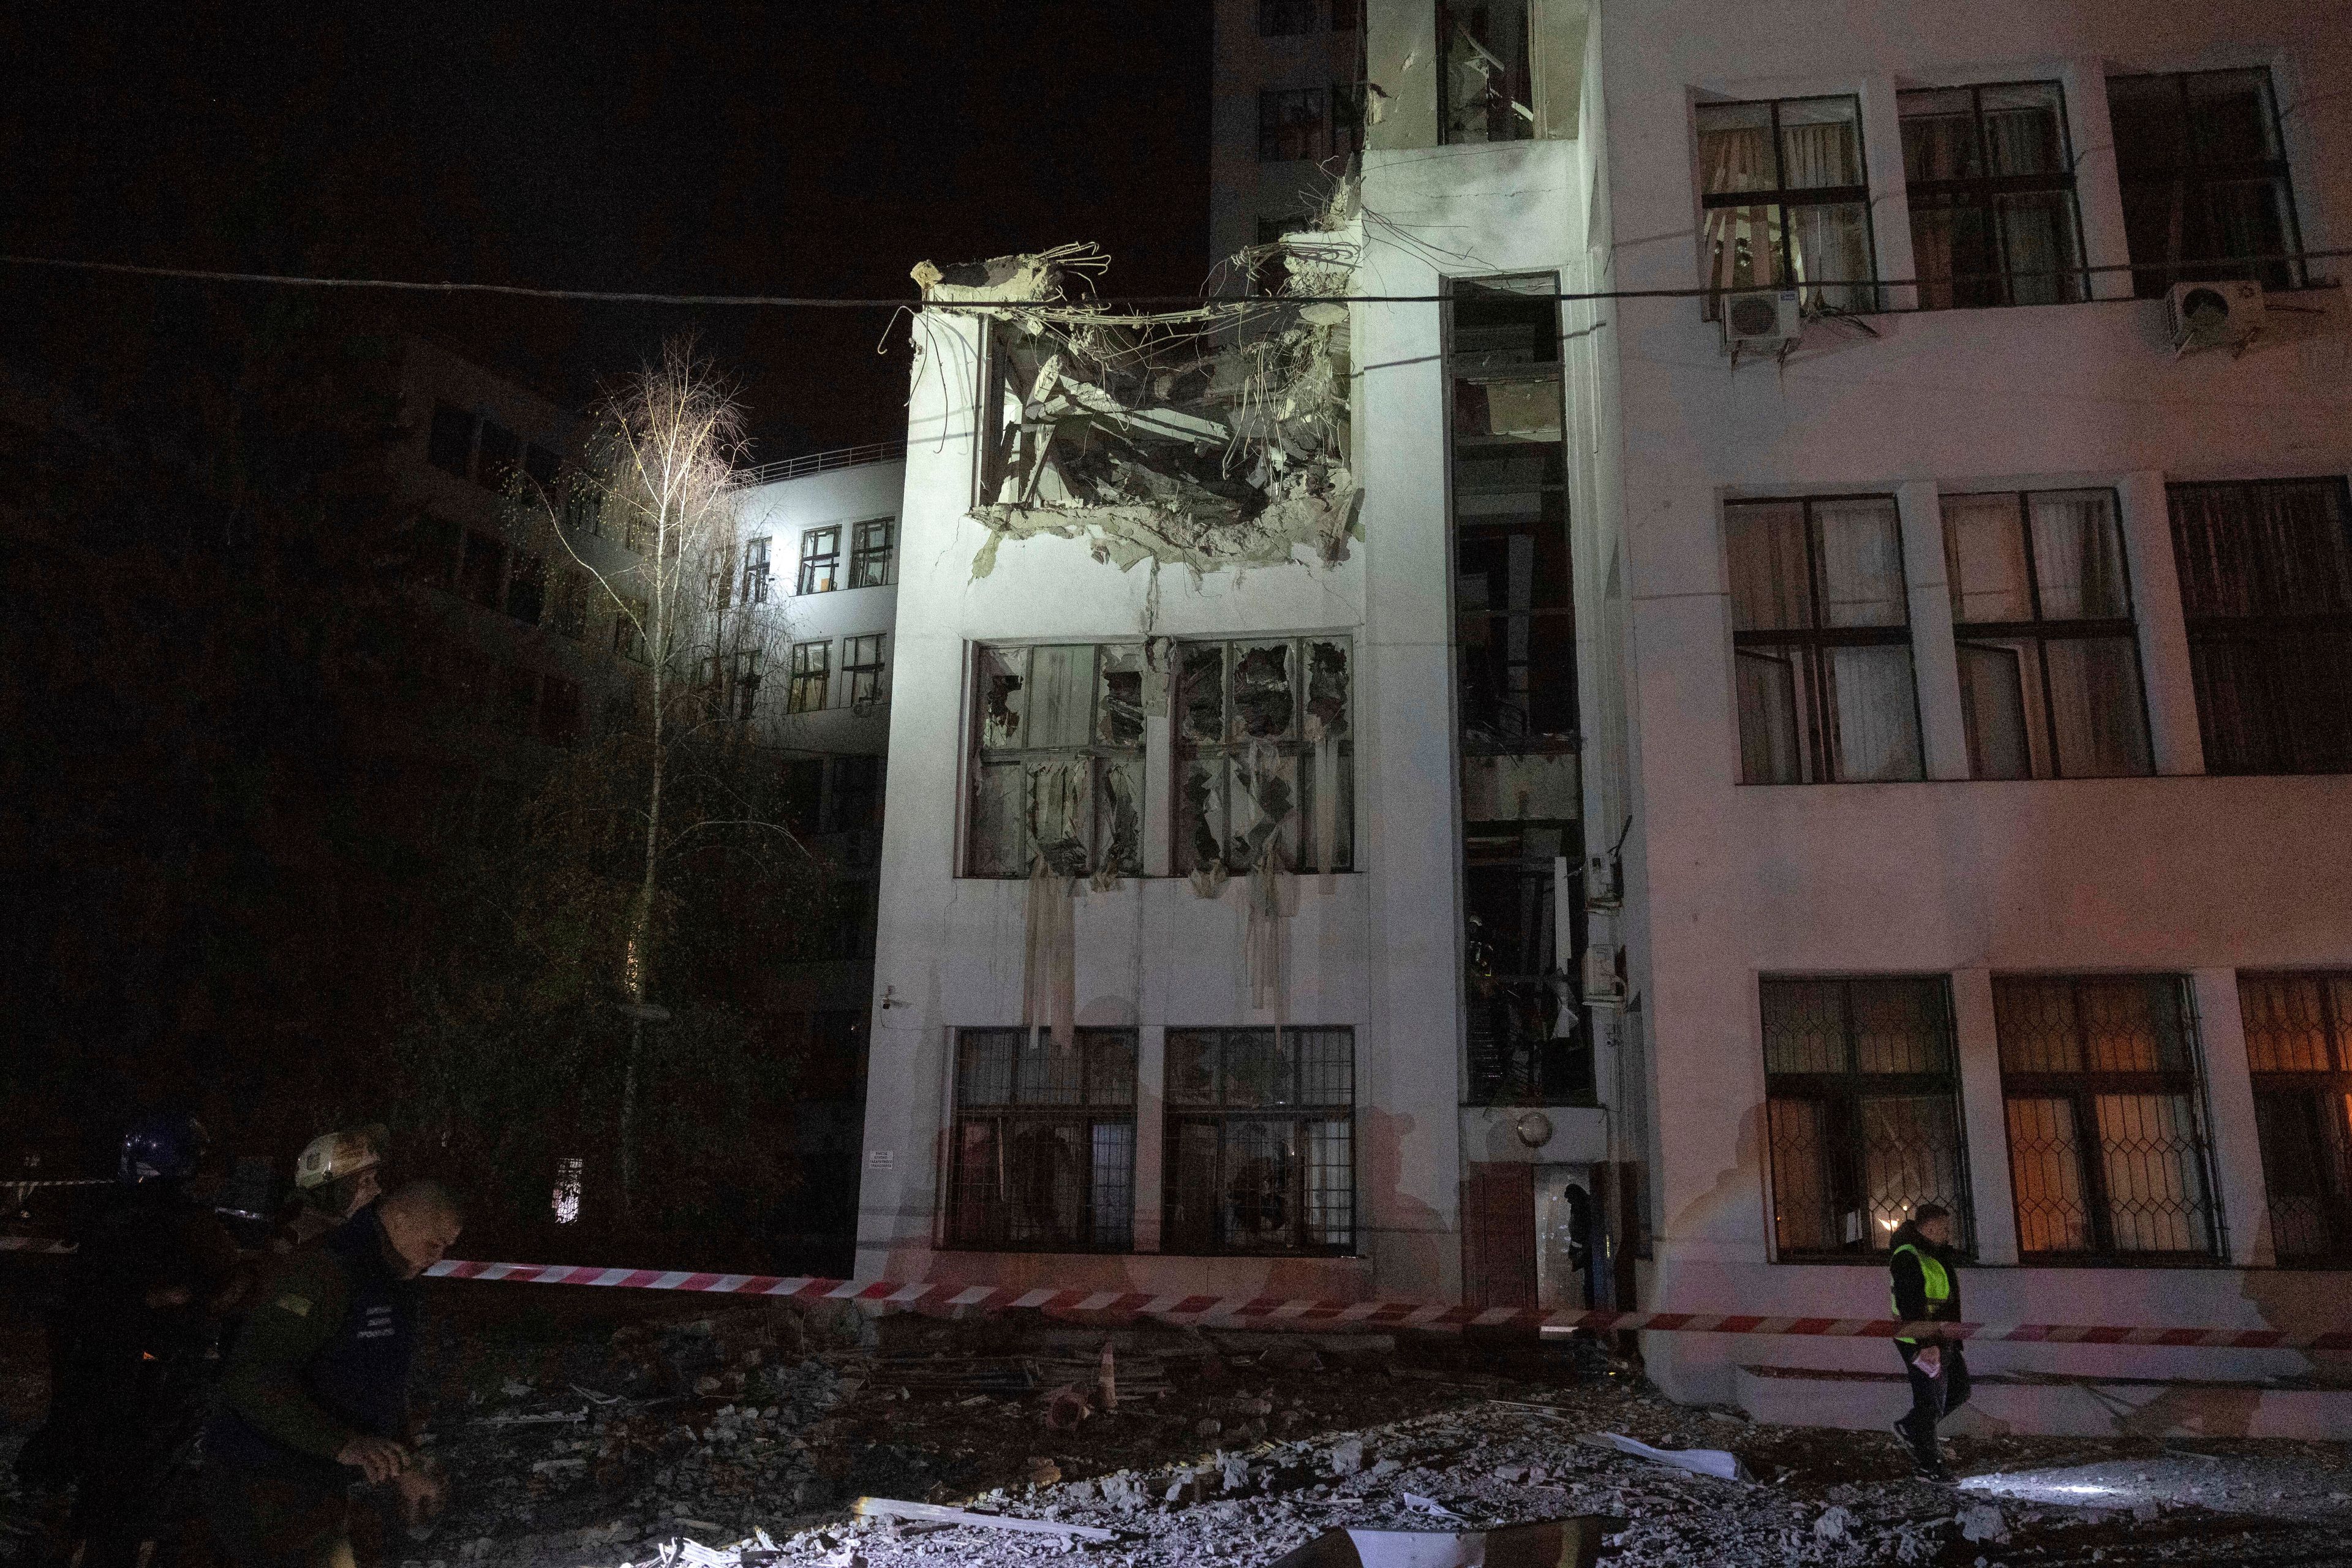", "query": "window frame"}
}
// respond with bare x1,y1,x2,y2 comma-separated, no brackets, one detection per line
1438,0,1536,148
2108,67,2307,298
742,536,772,605
787,639,831,714
1697,94,1881,315
1162,1026,1356,1257
1898,80,2091,309
1760,976,1976,1263
1943,488,2154,780
843,633,887,707
797,526,842,595
1993,974,2227,1265
1725,494,1924,785
848,517,896,588
2165,478,2352,777
1259,87,1328,163
2237,971,2352,1266
965,641,1148,880
1173,635,1355,877
944,1027,1138,1254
